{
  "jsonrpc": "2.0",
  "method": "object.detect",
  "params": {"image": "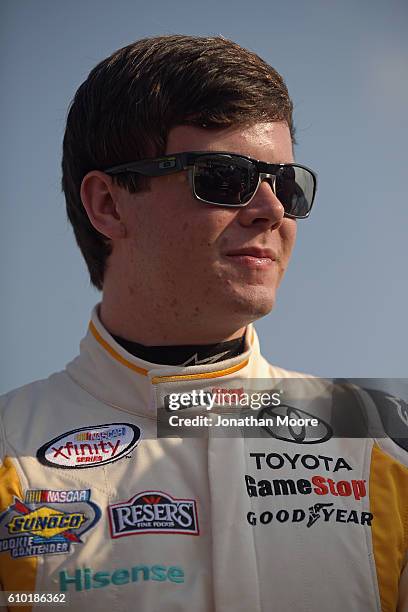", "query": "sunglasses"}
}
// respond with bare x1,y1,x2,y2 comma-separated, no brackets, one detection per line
104,151,317,219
